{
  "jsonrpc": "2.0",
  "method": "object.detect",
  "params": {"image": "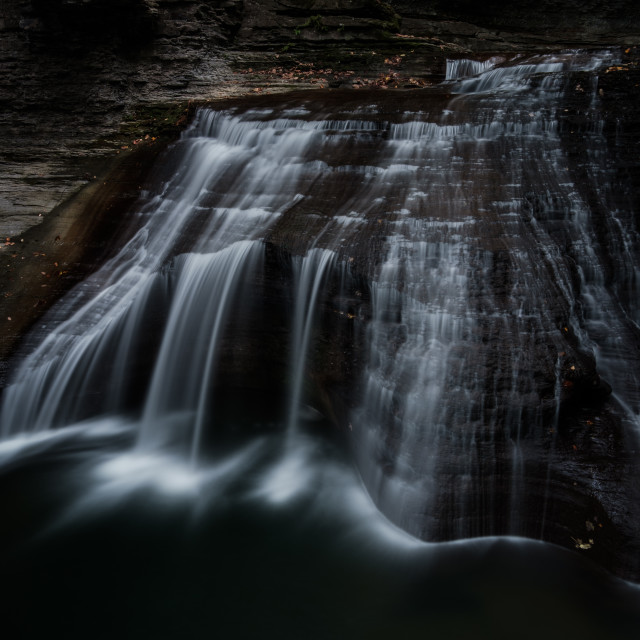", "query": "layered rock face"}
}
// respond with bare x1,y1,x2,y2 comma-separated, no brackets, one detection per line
0,0,242,237
236,0,640,51
394,0,640,46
